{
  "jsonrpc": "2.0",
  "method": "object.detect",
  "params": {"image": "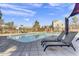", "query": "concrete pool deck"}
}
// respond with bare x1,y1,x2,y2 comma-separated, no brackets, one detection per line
0,34,79,56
